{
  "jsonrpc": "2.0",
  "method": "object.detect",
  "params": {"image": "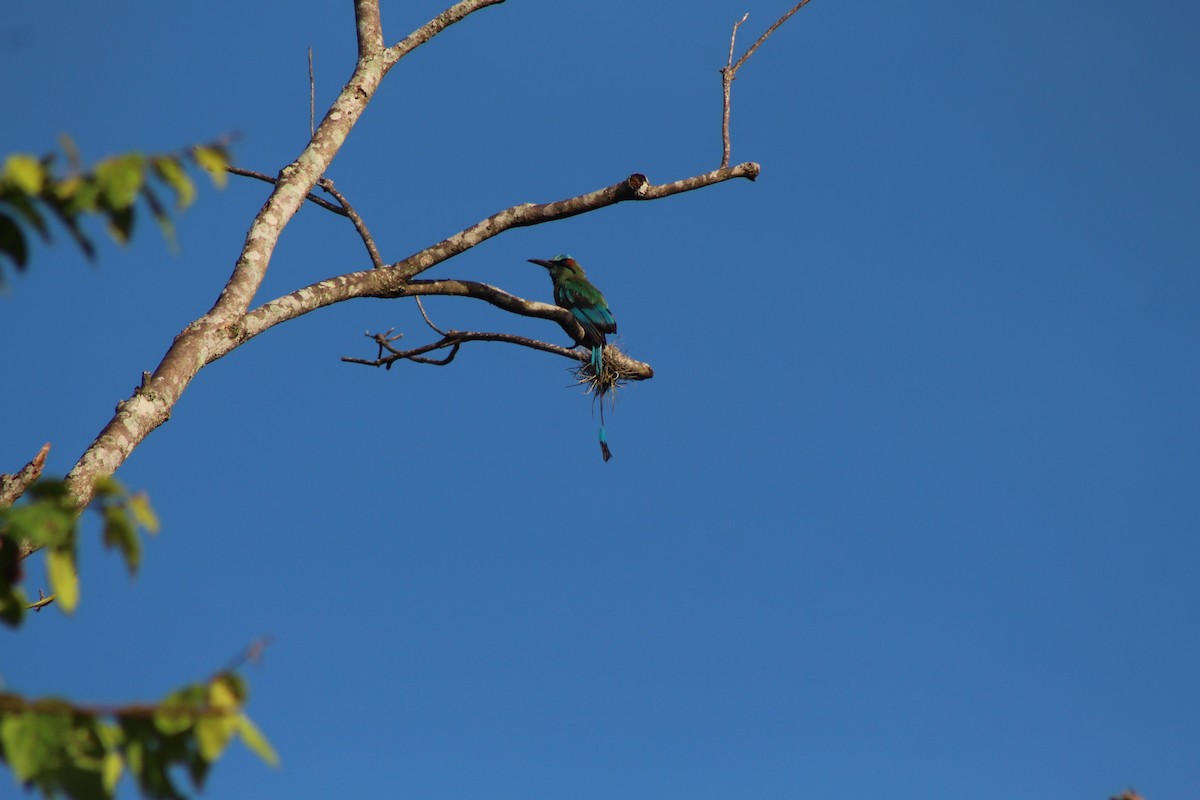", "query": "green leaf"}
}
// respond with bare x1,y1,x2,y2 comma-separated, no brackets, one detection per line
46,548,79,613
0,586,27,627
151,709,194,738
2,501,74,548
41,193,97,259
141,183,180,255
102,504,141,574
102,751,124,795
0,211,28,272
56,174,101,215
212,673,247,705
129,492,160,535
195,714,236,763
1,154,46,194
3,481,77,549
104,204,135,245
208,675,243,710
1,189,50,240
0,711,39,780
235,715,279,767
94,154,146,210
192,146,228,188
150,155,196,210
